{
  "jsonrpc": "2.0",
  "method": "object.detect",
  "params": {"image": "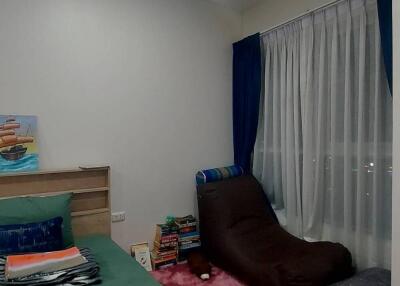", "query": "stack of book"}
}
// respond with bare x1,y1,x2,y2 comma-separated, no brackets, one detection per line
151,224,179,270
175,215,201,262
